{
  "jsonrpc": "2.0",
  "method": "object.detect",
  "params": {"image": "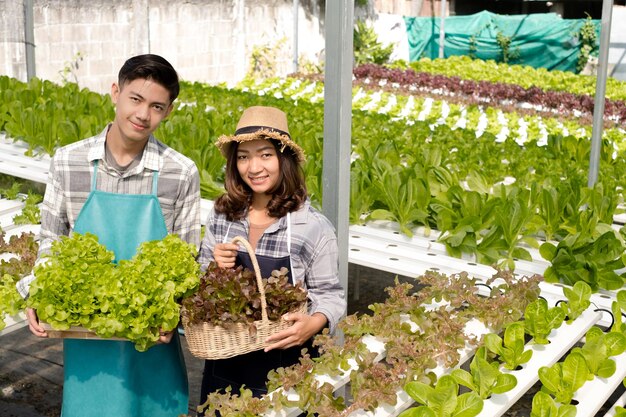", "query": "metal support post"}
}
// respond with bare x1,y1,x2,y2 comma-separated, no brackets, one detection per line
24,0,36,80
323,0,353,303
438,0,447,58
588,0,613,187
293,0,299,73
